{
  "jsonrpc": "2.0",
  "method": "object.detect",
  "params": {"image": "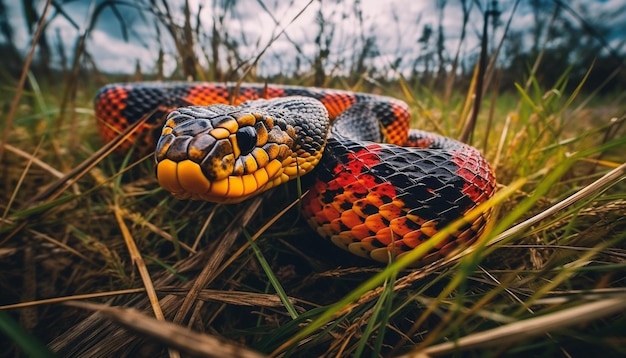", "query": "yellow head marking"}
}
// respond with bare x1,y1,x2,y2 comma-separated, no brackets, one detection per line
177,160,210,194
